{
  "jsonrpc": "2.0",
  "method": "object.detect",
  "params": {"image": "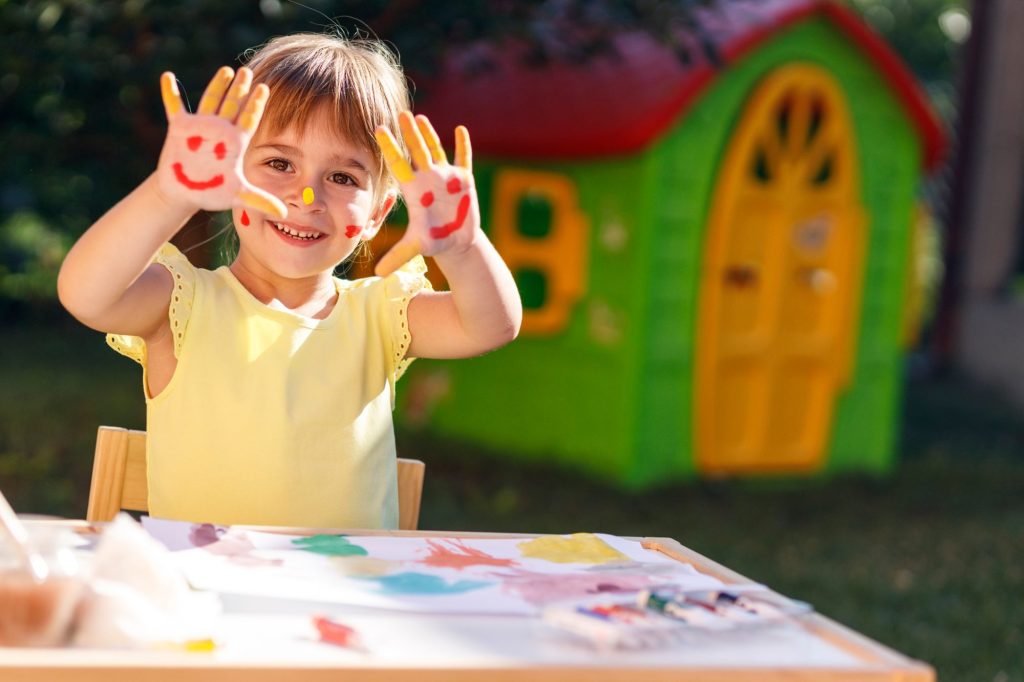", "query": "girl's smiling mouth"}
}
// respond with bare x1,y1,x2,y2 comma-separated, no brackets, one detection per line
269,220,325,242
